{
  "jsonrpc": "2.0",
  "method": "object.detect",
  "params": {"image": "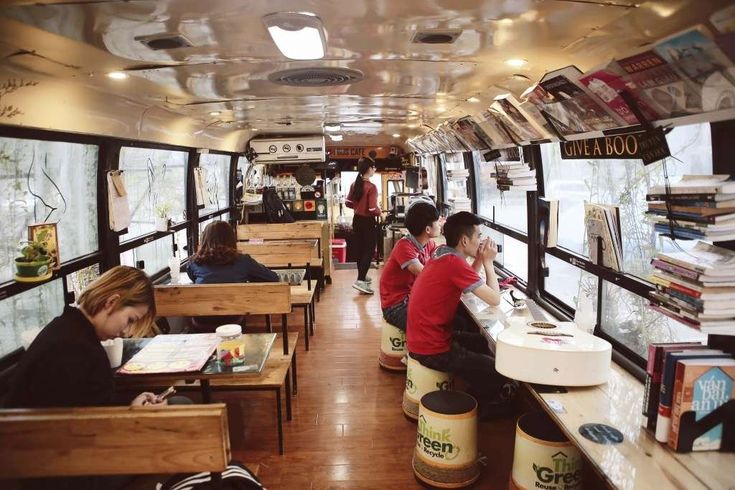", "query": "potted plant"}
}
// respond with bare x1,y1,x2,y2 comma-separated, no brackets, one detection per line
155,202,172,232
15,230,53,280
